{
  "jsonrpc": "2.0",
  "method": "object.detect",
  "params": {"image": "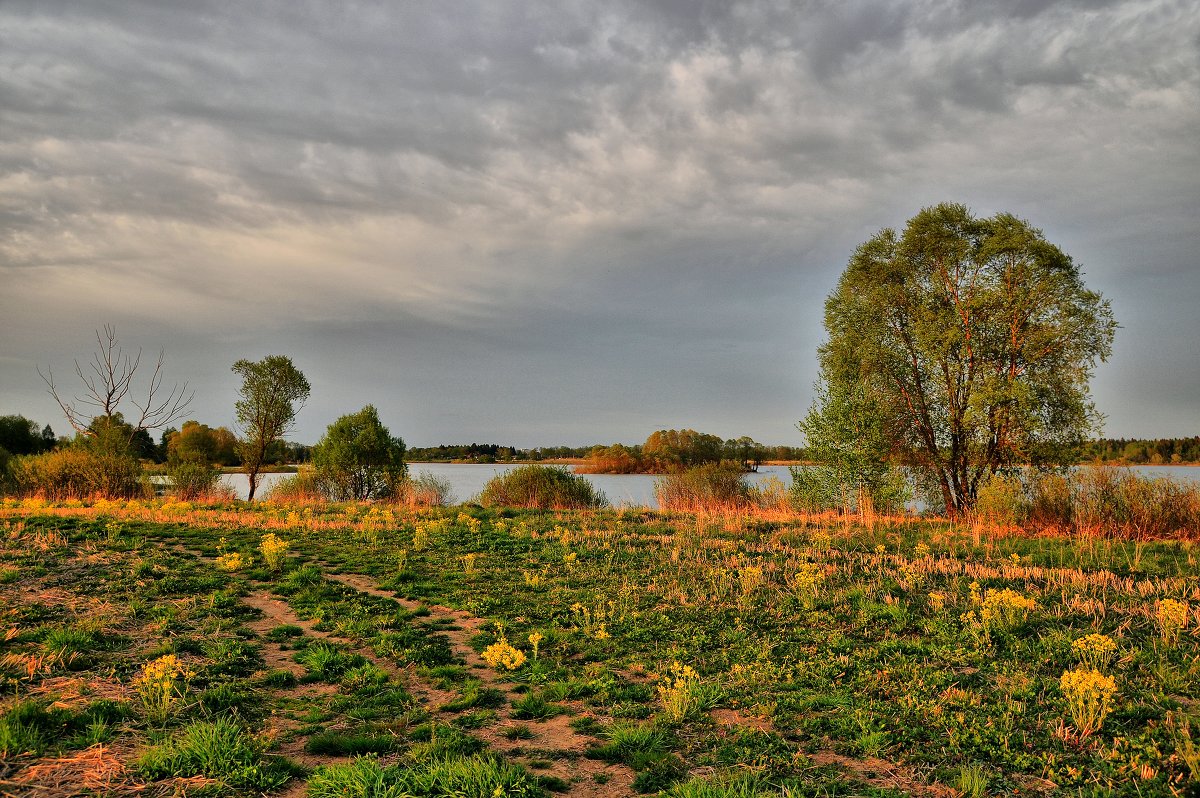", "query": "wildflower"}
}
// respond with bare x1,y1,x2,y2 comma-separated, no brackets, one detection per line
657,661,702,723
929,592,946,612
979,588,1036,631
1156,599,1189,646
259,533,289,571
216,551,248,572
563,552,578,567
528,632,544,660
1060,668,1116,737
914,543,931,559
133,654,193,723
481,635,527,671
1072,634,1118,671
593,624,610,640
